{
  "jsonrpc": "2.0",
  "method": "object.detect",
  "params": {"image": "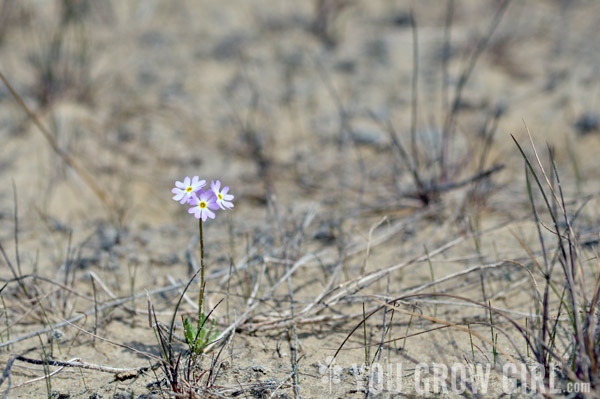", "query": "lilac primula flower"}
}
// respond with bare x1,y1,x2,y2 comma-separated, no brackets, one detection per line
211,180,235,210
188,189,219,221
172,176,206,204
172,175,235,221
